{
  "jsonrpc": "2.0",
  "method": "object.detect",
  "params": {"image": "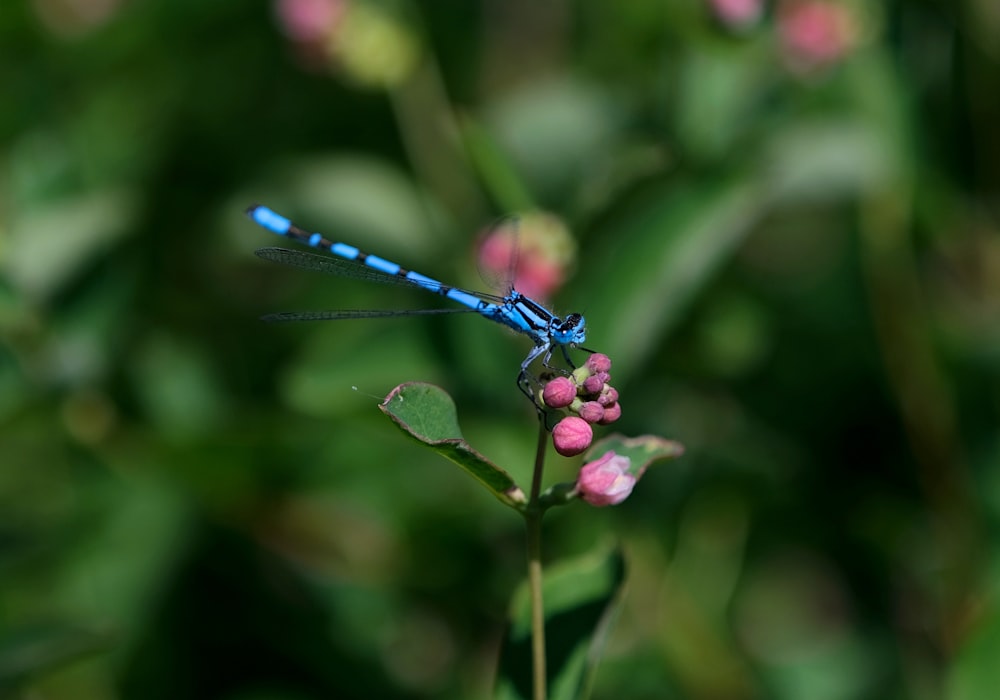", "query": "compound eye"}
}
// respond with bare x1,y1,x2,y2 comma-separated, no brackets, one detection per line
554,313,586,344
